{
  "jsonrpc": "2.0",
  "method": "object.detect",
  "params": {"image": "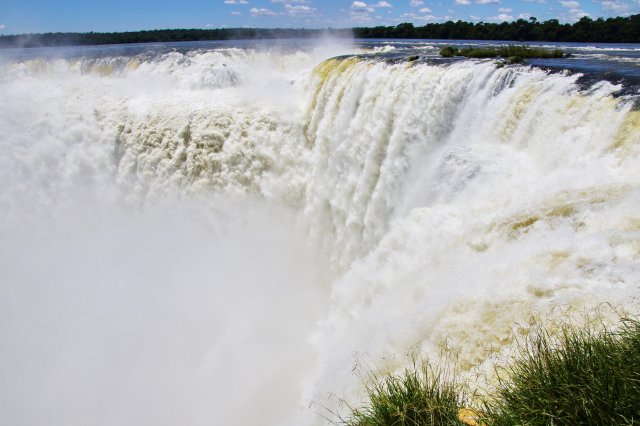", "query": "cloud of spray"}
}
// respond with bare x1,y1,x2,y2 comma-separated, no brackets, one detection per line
0,196,328,426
